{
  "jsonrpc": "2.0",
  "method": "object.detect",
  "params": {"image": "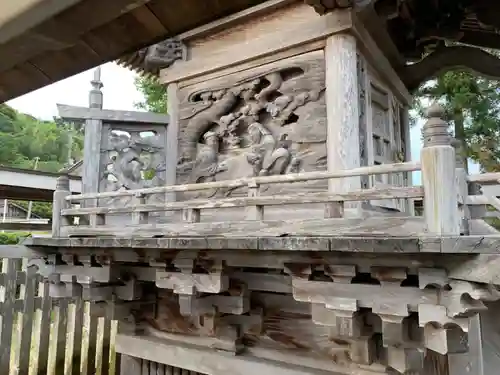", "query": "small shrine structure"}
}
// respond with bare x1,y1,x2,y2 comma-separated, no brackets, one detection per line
19,1,500,374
